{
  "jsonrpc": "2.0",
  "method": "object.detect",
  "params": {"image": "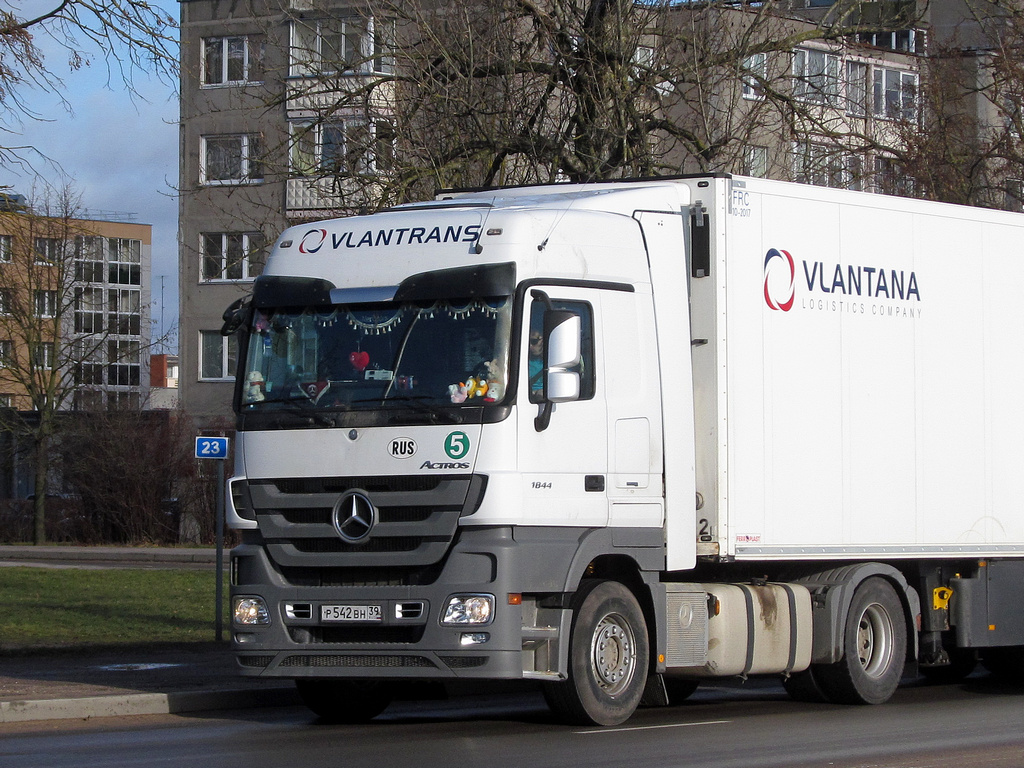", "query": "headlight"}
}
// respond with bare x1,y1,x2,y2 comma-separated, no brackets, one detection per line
441,594,494,626
234,596,270,625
